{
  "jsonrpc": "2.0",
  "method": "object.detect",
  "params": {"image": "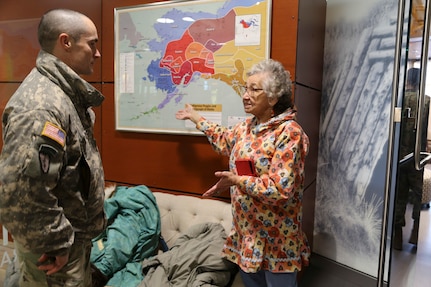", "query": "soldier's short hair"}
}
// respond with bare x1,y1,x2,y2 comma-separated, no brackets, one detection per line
37,9,89,53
